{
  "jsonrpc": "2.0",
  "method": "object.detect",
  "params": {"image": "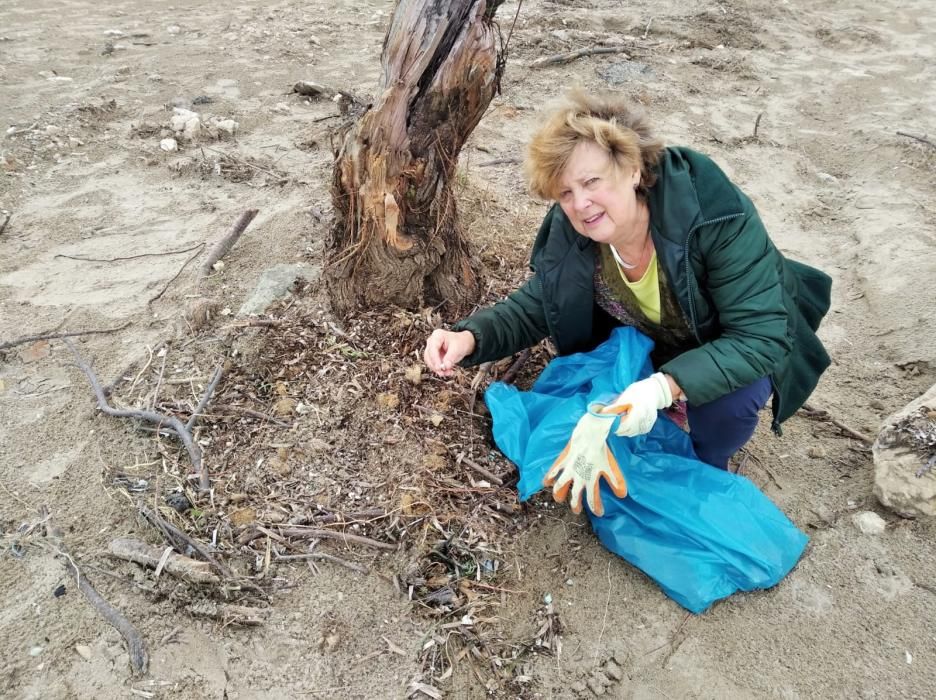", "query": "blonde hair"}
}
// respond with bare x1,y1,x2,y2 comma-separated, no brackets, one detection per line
525,90,665,201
